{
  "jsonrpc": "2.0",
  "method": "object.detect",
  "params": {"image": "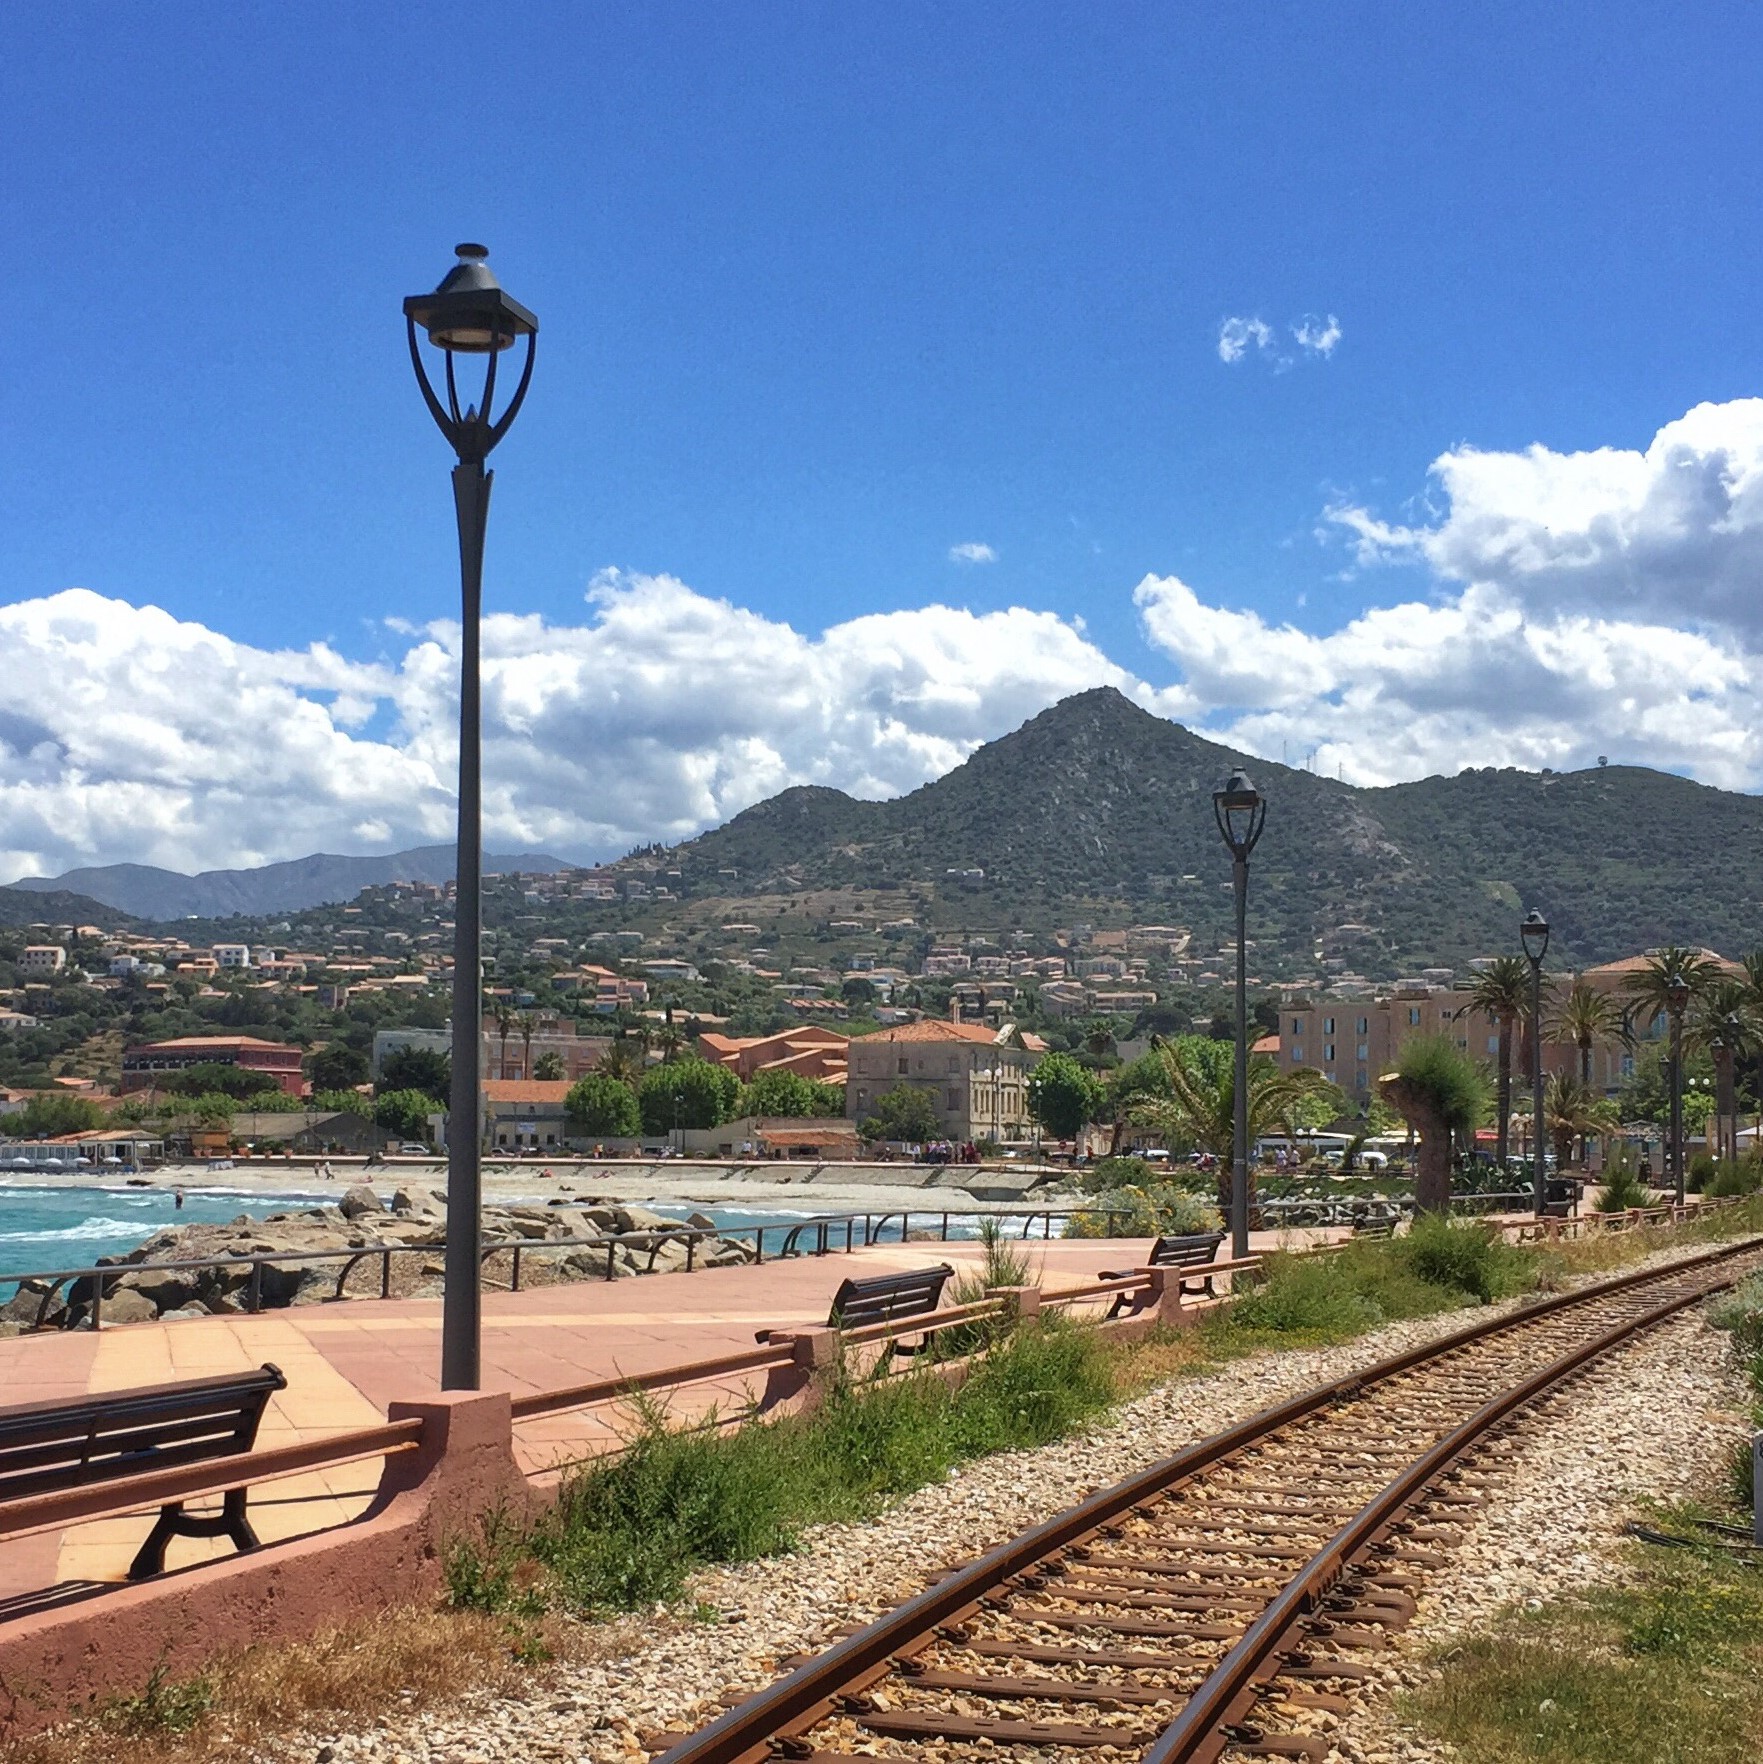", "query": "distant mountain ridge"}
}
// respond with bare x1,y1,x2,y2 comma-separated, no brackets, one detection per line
662,688,1763,973
8,846,570,921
